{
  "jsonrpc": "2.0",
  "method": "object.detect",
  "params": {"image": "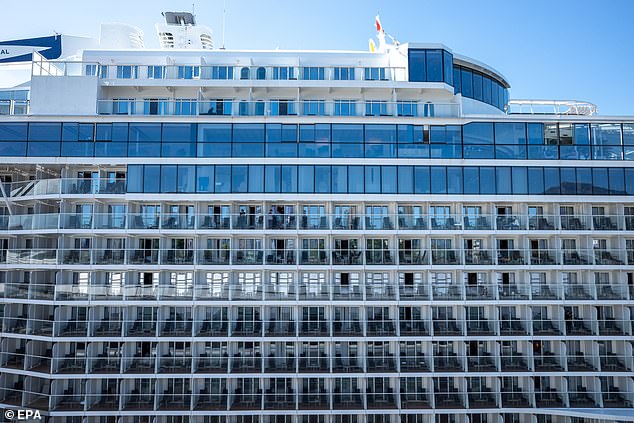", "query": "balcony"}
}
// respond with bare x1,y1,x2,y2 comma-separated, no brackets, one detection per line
159,356,192,373
529,216,556,230
466,320,494,336
501,391,531,408
122,391,155,410
197,319,228,336
399,320,428,336
568,389,598,407
231,354,261,373
299,250,328,265
298,355,329,372
264,391,295,410
464,250,493,265
398,250,428,265
600,354,629,372
54,356,86,374
496,216,524,230
567,353,597,372
366,320,396,336
603,388,633,408
533,353,564,372
91,356,121,374
565,319,593,336
468,391,497,408
333,355,362,373
432,320,461,336
434,390,464,409
232,320,262,337
124,357,155,373
500,355,529,372
431,250,460,265
433,355,463,372
332,390,363,410
266,319,296,337
532,320,561,335
592,215,619,231
499,319,527,336
366,354,396,372
594,249,625,265
560,215,588,231
467,355,497,372
465,285,496,300
298,392,329,410
398,215,427,230
366,390,396,409
300,321,329,336
333,320,362,337
365,250,394,265
52,391,84,411
529,250,558,265
194,391,227,411
265,250,296,265
497,249,525,265
158,393,191,410
535,389,564,407
195,355,229,373
264,355,295,373
127,321,156,336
